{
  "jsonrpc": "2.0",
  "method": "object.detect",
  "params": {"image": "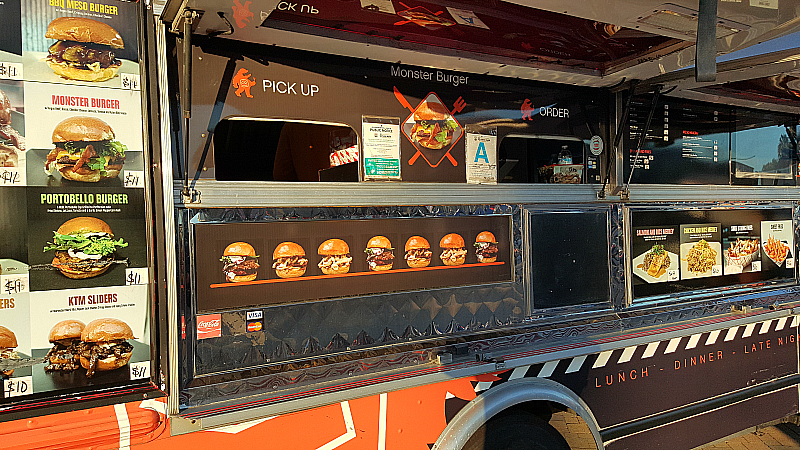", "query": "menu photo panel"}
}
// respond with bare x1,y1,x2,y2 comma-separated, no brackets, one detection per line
631,207,795,300
194,215,513,312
